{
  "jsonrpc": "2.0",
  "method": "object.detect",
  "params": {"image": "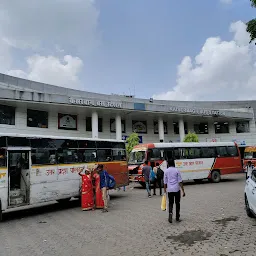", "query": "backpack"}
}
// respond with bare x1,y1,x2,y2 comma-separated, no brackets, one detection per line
108,174,116,189
157,167,164,180
150,167,156,181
